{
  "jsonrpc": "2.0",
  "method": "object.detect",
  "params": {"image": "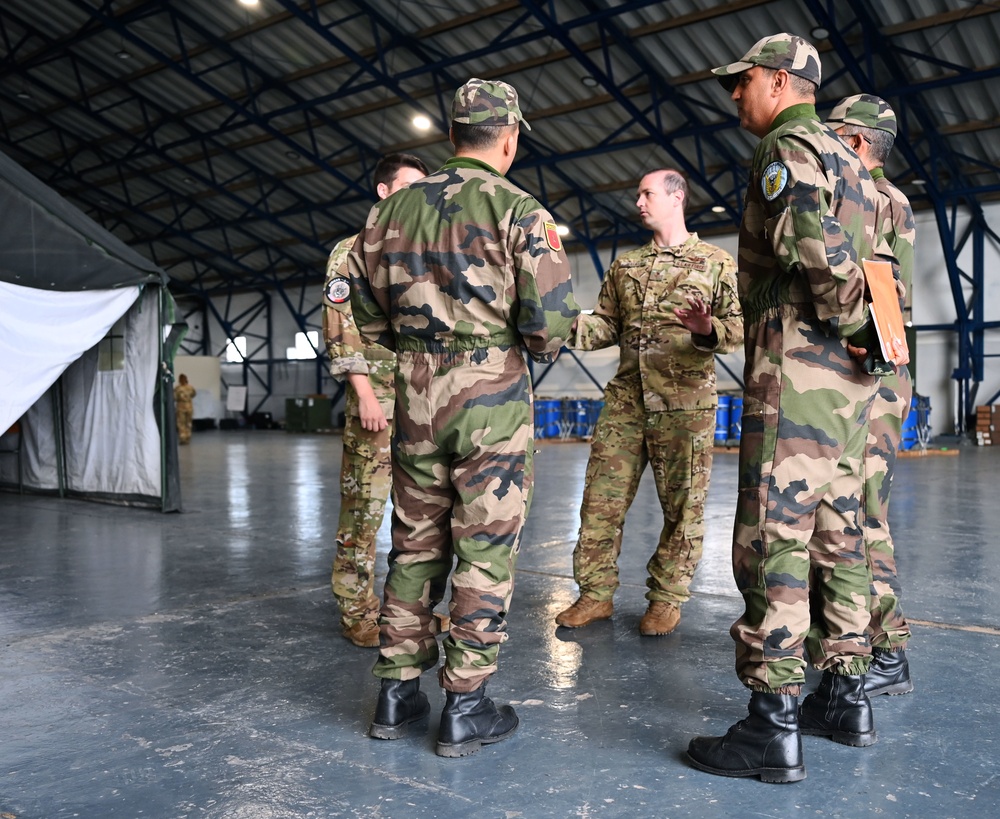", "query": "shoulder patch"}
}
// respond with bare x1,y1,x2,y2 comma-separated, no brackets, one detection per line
543,221,562,252
325,276,351,305
762,161,788,201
